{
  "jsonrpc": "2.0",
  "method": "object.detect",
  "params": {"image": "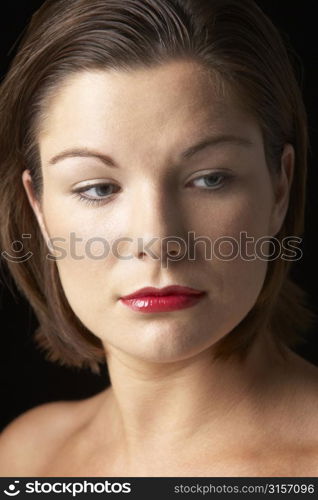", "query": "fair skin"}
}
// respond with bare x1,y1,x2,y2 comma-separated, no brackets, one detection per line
0,60,317,476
